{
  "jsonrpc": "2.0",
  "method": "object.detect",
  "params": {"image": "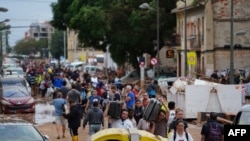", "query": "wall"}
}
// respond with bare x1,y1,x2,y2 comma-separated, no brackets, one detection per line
212,0,250,72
